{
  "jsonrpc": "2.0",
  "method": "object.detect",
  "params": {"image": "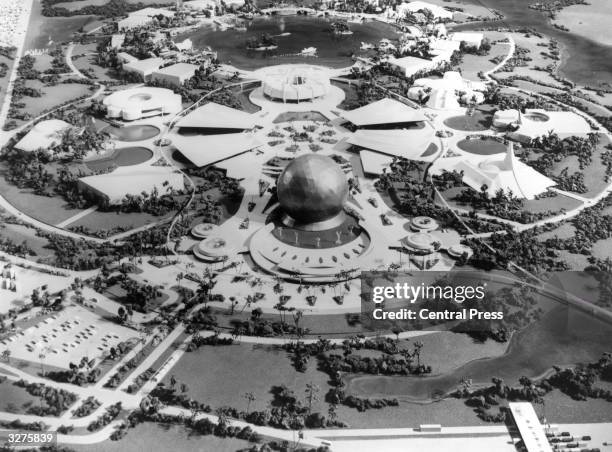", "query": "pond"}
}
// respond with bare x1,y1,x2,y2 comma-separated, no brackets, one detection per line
347,306,612,403
104,125,160,142
456,137,507,155
178,16,398,70
85,147,153,172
